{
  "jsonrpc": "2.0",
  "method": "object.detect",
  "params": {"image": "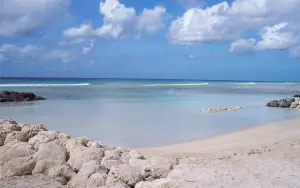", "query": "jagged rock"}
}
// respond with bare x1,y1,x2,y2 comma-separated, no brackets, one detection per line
4,131,31,145
0,156,36,179
266,100,279,107
0,130,13,146
87,141,107,149
69,160,108,188
129,150,144,159
28,131,71,149
285,98,295,106
0,174,66,188
290,102,298,108
278,99,289,108
67,146,105,172
0,142,35,165
105,174,130,188
135,178,179,188
0,91,45,102
109,164,143,187
0,120,22,131
33,142,67,162
86,173,107,188
145,157,178,179
47,163,75,185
